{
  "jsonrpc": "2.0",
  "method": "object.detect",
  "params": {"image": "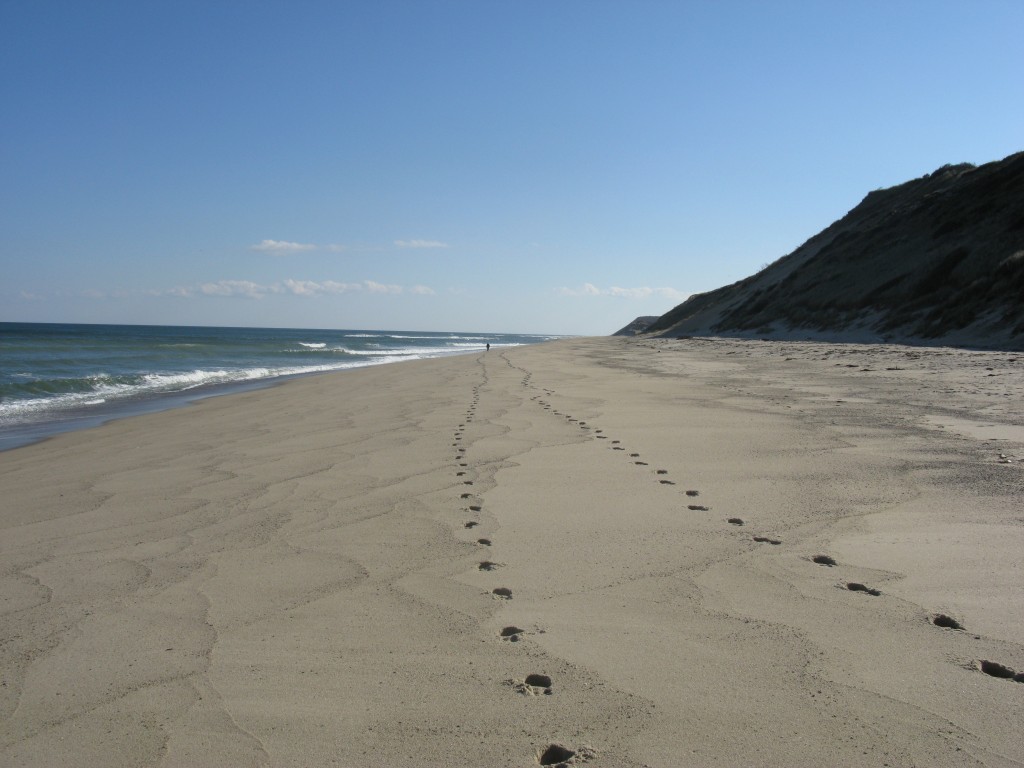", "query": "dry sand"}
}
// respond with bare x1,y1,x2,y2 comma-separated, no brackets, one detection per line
1,337,1022,767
